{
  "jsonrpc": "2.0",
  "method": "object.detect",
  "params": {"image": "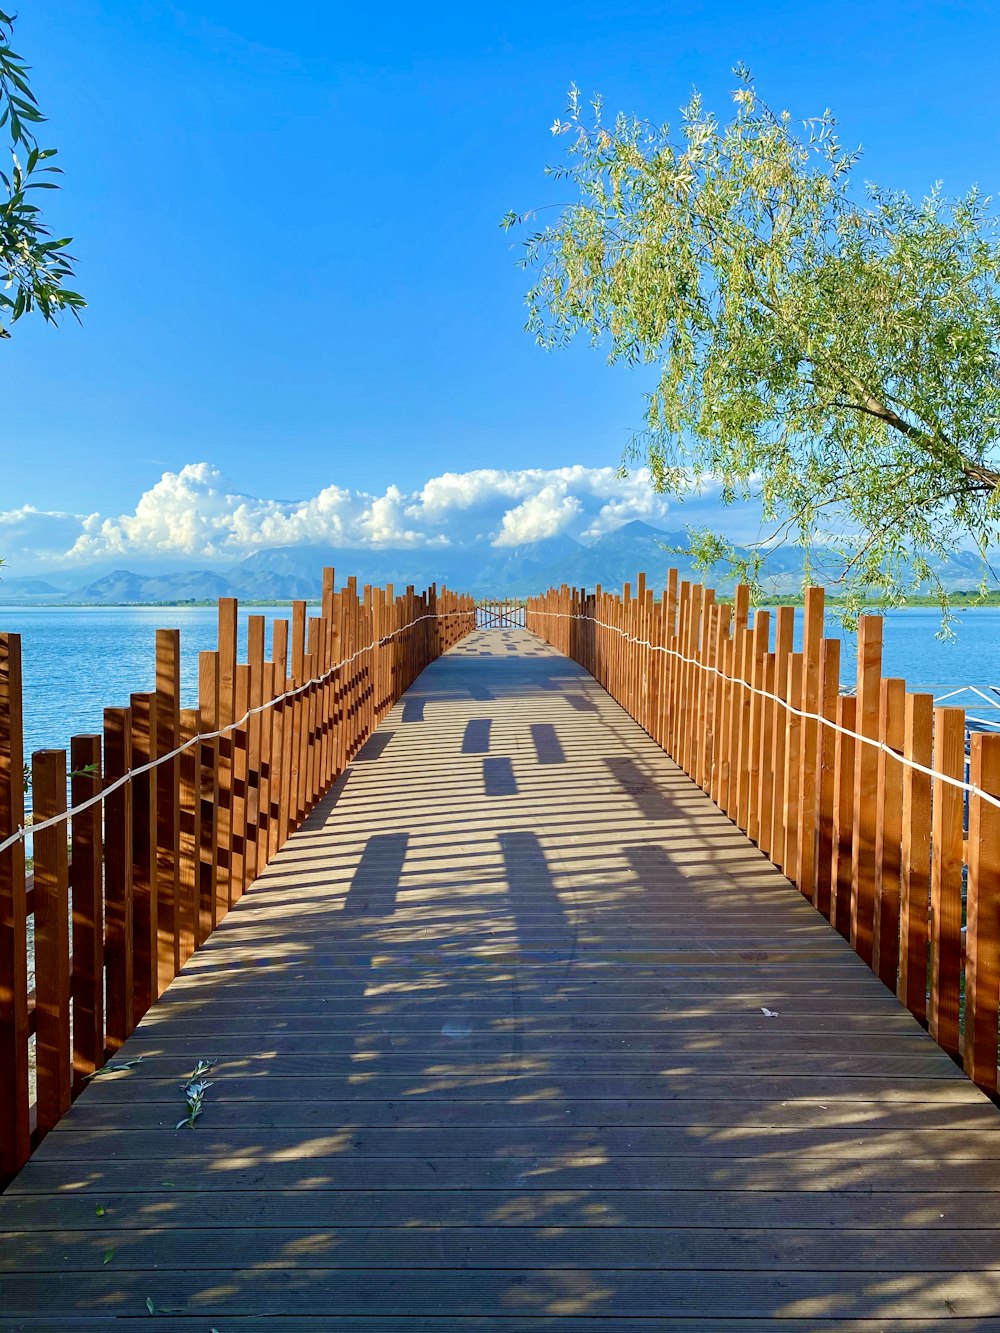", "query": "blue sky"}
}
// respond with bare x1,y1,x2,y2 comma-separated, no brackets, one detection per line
2,0,999,570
